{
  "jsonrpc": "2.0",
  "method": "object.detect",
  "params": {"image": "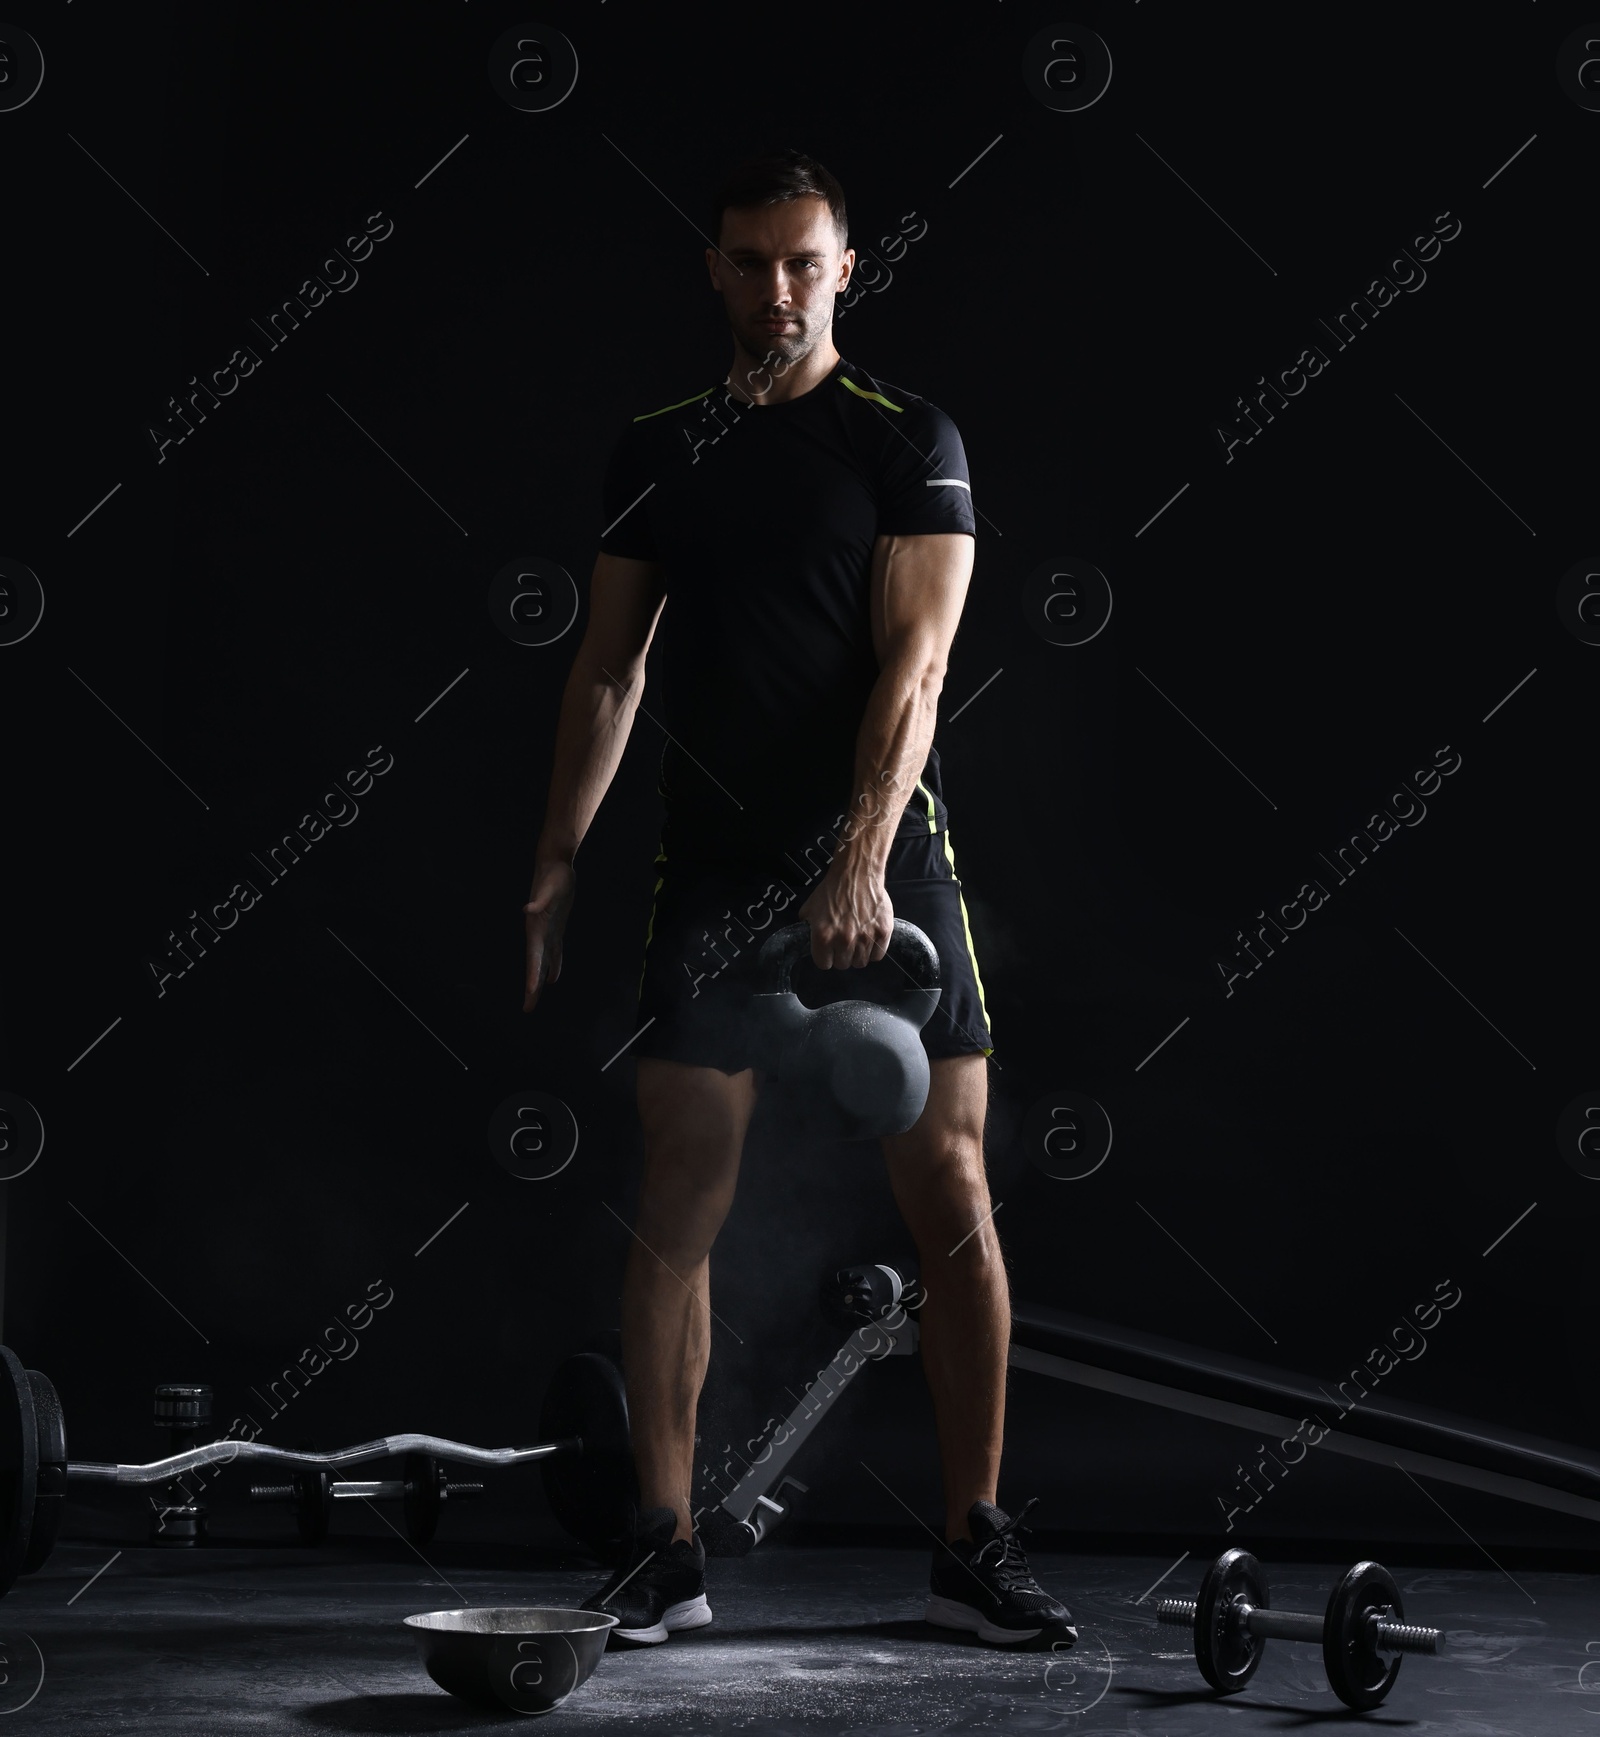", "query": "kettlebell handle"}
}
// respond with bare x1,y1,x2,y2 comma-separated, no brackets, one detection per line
754,918,941,997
